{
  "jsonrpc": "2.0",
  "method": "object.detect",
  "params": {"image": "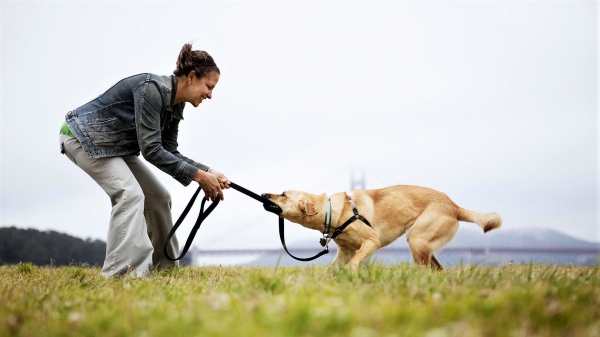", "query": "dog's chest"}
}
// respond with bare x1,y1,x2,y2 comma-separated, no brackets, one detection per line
333,235,362,251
